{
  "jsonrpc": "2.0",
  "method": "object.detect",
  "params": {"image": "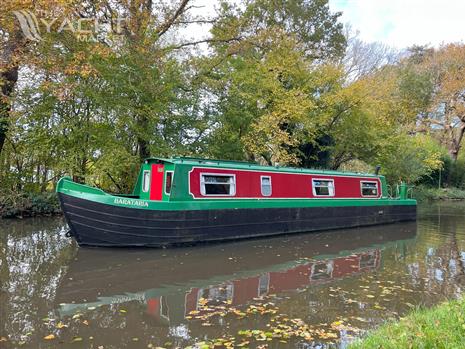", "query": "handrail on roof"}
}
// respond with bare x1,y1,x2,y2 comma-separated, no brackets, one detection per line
175,156,258,165
144,156,259,166
143,156,380,177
